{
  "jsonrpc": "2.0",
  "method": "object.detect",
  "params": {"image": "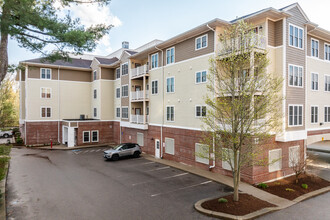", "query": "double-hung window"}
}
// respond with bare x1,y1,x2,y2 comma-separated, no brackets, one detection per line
325,75,330,92
311,39,319,58
325,44,330,61
325,106,330,123
166,77,175,93
289,65,303,87
311,106,318,124
41,88,51,99
91,130,99,142
83,131,90,143
289,24,303,49
116,68,120,79
288,105,303,126
121,63,128,75
196,71,207,83
41,107,51,118
152,80,158,94
311,73,318,90
166,106,174,122
195,34,208,50
41,68,51,79
116,107,120,118
122,107,128,119
116,88,120,98
151,53,158,69
94,89,97,99
196,106,206,117
166,47,175,65
93,108,97,117
93,70,97,80
122,85,128,97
